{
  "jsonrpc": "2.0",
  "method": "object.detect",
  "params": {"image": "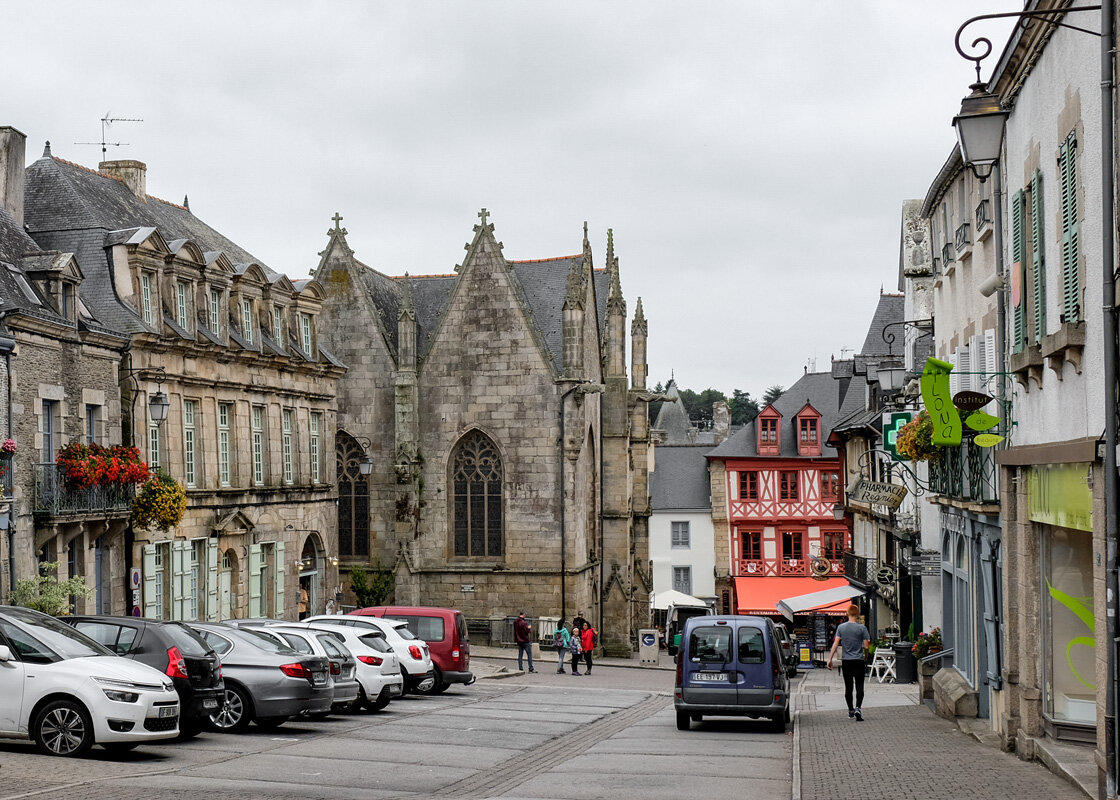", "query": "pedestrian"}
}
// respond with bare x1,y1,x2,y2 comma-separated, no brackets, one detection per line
569,622,583,675
580,620,597,674
553,619,571,673
572,610,588,631
514,610,535,673
826,604,871,721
